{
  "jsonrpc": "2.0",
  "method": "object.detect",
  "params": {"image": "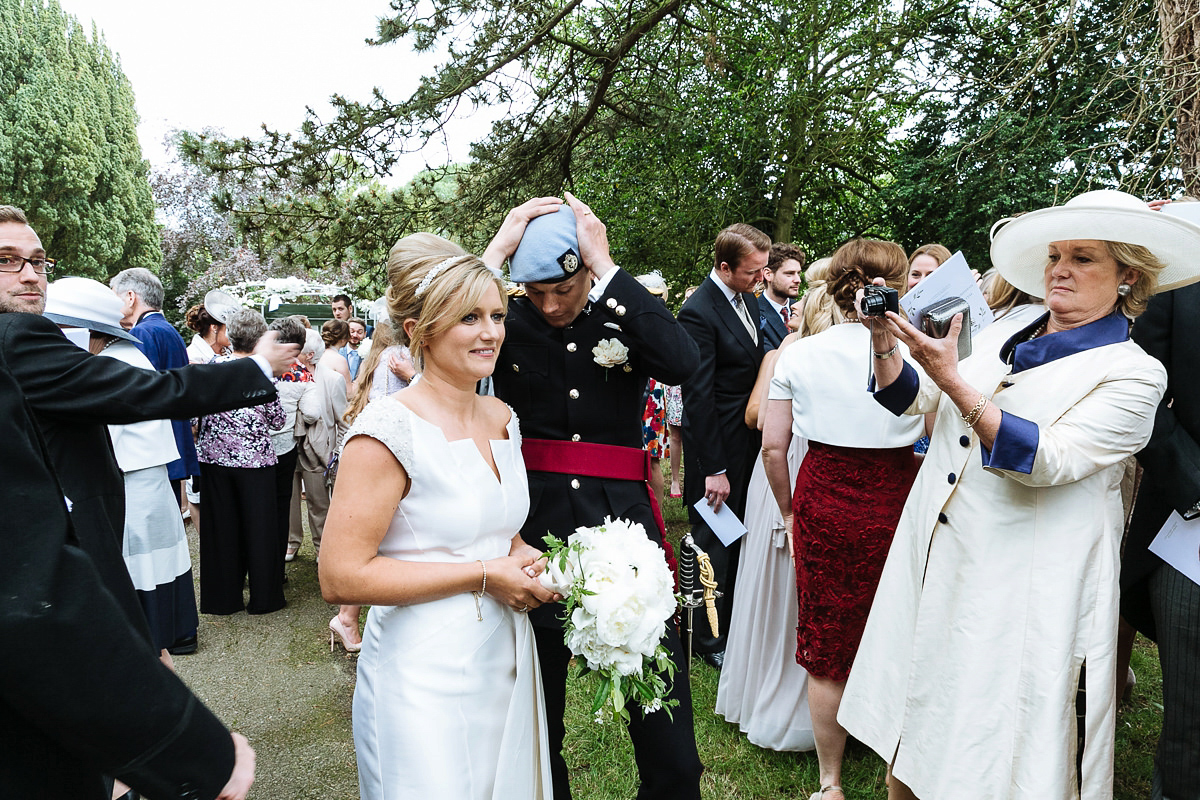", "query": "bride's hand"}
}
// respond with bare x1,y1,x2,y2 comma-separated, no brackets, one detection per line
508,538,546,578
485,555,560,611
